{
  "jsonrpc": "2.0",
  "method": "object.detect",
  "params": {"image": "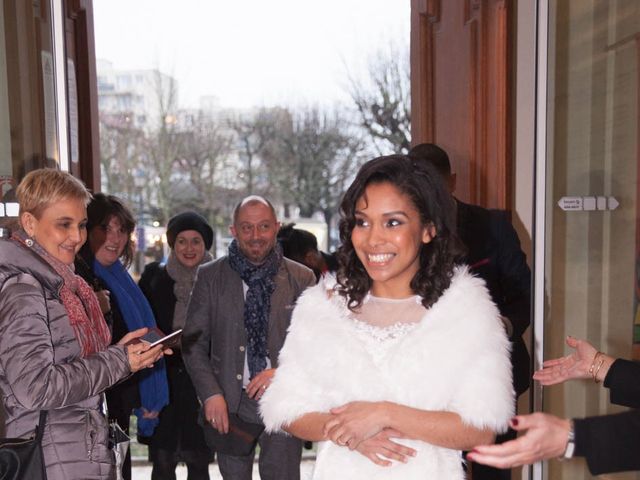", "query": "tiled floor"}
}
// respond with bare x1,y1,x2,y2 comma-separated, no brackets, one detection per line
132,459,316,479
